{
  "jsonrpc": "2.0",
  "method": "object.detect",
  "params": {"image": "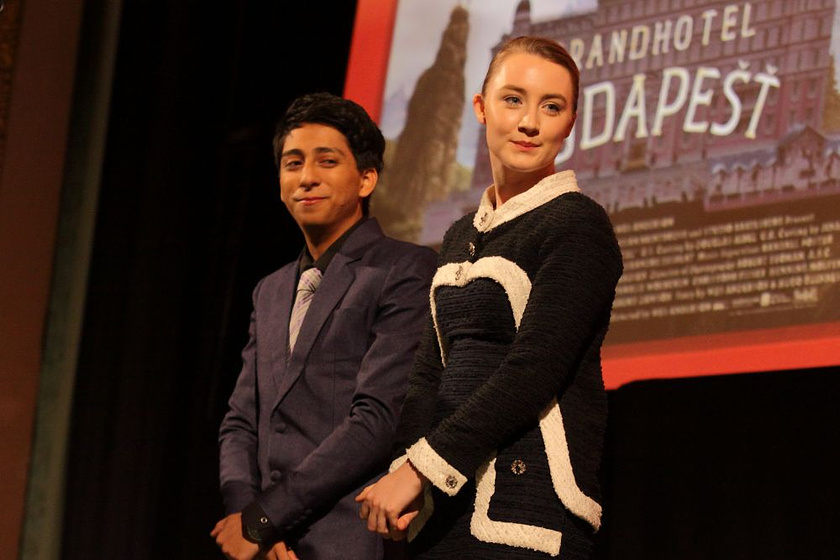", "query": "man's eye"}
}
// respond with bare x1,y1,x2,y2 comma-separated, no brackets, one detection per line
283,160,302,170
320,159,338,166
